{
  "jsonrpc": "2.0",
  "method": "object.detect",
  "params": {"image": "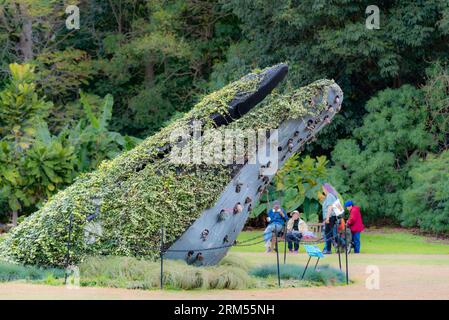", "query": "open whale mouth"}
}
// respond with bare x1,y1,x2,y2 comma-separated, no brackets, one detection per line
211,63,289,126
